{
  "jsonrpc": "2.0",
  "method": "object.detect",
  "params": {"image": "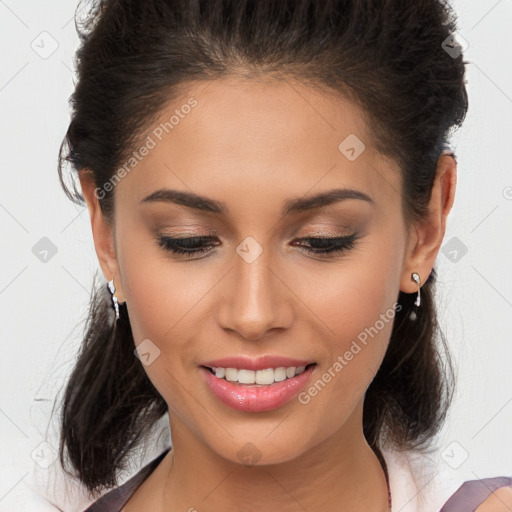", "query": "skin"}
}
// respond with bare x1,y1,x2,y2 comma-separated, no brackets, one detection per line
79,77,458,511
476,487,512,511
